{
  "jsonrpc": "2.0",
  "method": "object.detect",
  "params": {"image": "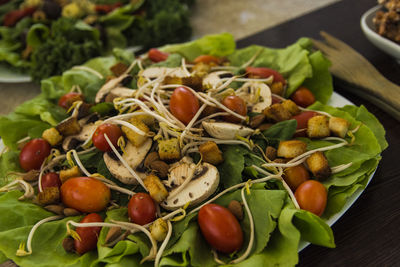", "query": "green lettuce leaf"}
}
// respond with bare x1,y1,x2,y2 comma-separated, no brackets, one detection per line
0,151,22,187
161,33,236,61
